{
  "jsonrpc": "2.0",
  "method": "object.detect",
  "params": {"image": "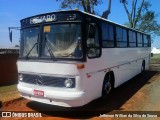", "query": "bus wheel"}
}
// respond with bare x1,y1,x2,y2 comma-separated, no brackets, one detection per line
141,60,145,74
102,73,112,97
